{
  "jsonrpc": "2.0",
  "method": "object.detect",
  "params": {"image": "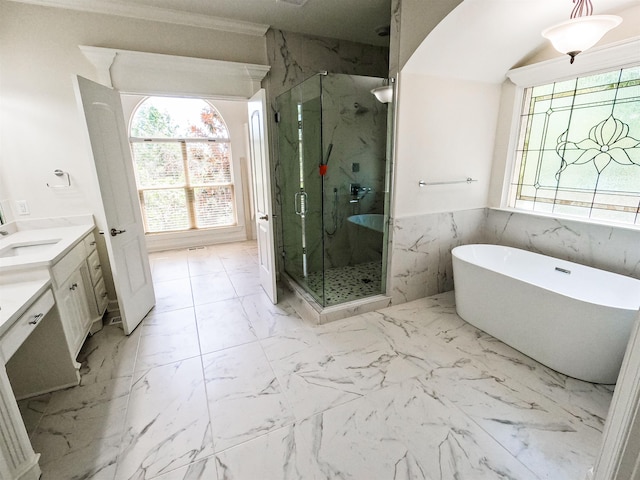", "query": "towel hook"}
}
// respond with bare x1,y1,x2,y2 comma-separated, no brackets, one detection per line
47,169,71,188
